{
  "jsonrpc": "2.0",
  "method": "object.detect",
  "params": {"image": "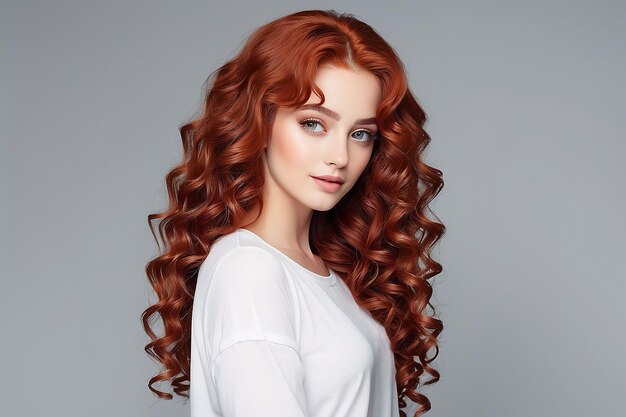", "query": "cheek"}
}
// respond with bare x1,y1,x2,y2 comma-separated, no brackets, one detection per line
272,123,313,170
350,147,374,178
